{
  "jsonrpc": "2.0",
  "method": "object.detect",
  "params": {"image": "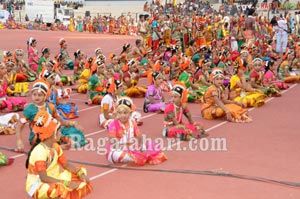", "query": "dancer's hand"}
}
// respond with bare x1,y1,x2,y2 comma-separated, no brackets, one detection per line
86,99,92,105
67,181,80,190
16,139,24,153
236,101,244,107
78,173,90,182
225,111,232,122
